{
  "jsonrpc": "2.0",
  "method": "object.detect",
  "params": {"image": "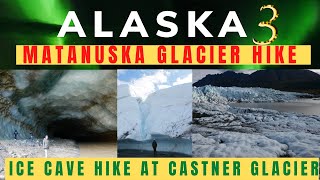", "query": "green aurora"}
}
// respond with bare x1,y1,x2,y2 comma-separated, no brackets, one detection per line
0,0,319,69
